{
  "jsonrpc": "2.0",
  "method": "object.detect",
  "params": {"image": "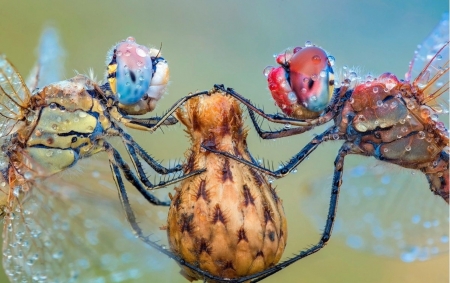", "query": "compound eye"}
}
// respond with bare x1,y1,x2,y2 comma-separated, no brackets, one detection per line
289,46,334,112
107,37,153,105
